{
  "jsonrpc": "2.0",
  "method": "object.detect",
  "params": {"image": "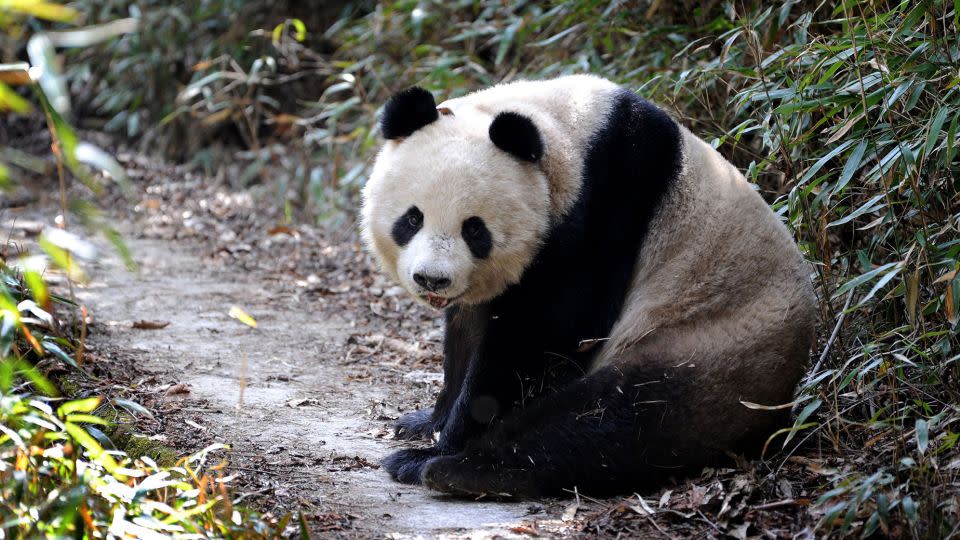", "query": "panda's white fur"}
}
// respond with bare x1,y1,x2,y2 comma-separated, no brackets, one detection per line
361,75,816,497
362,108,550,305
